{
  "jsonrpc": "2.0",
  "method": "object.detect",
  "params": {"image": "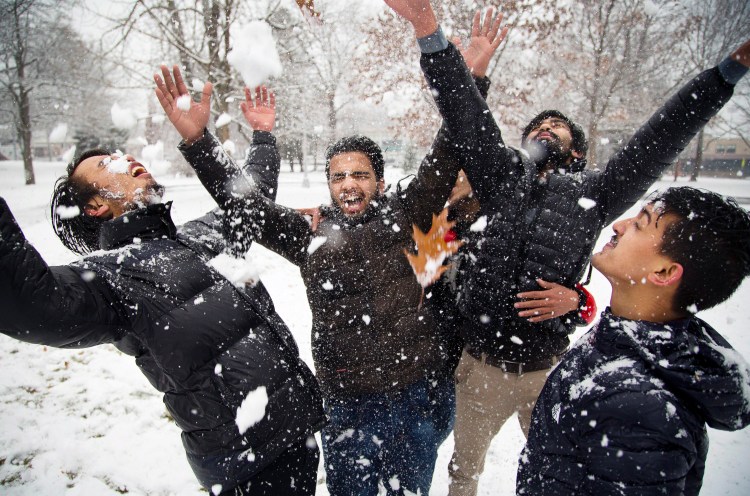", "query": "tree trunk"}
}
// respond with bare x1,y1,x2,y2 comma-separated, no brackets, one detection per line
587,121,599,169
19,87,35,185
690,128,704,182
327,90,336,140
